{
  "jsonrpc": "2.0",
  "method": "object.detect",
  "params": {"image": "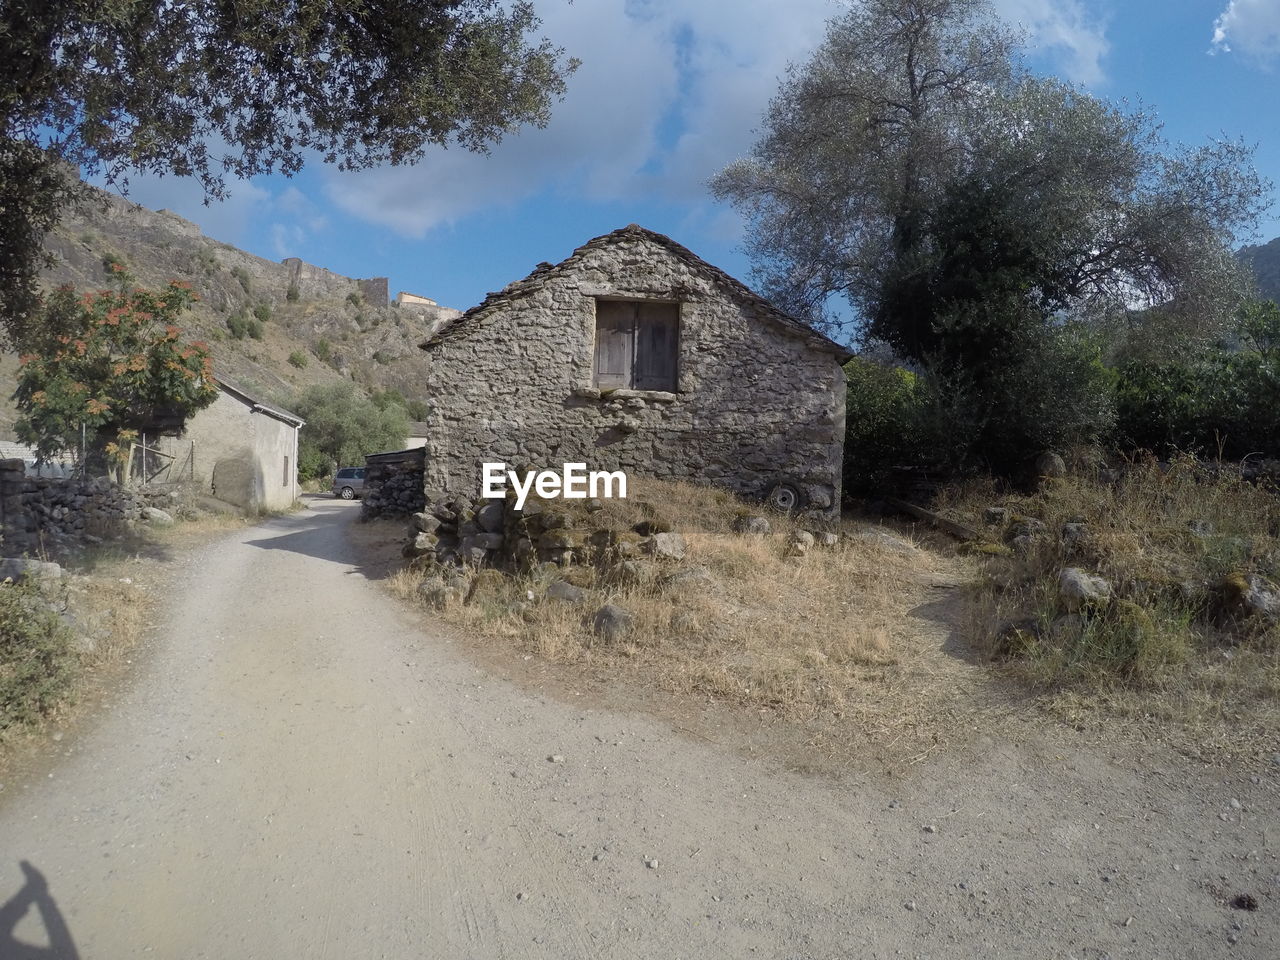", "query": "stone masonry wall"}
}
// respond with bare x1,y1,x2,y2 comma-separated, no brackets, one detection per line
420,231,847,516
0,459,146,554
